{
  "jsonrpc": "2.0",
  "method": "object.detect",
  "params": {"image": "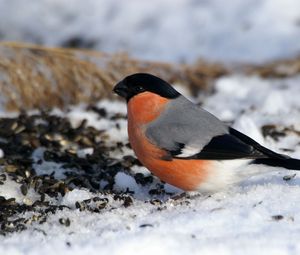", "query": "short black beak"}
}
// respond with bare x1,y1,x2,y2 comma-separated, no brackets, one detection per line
113,81,128,98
